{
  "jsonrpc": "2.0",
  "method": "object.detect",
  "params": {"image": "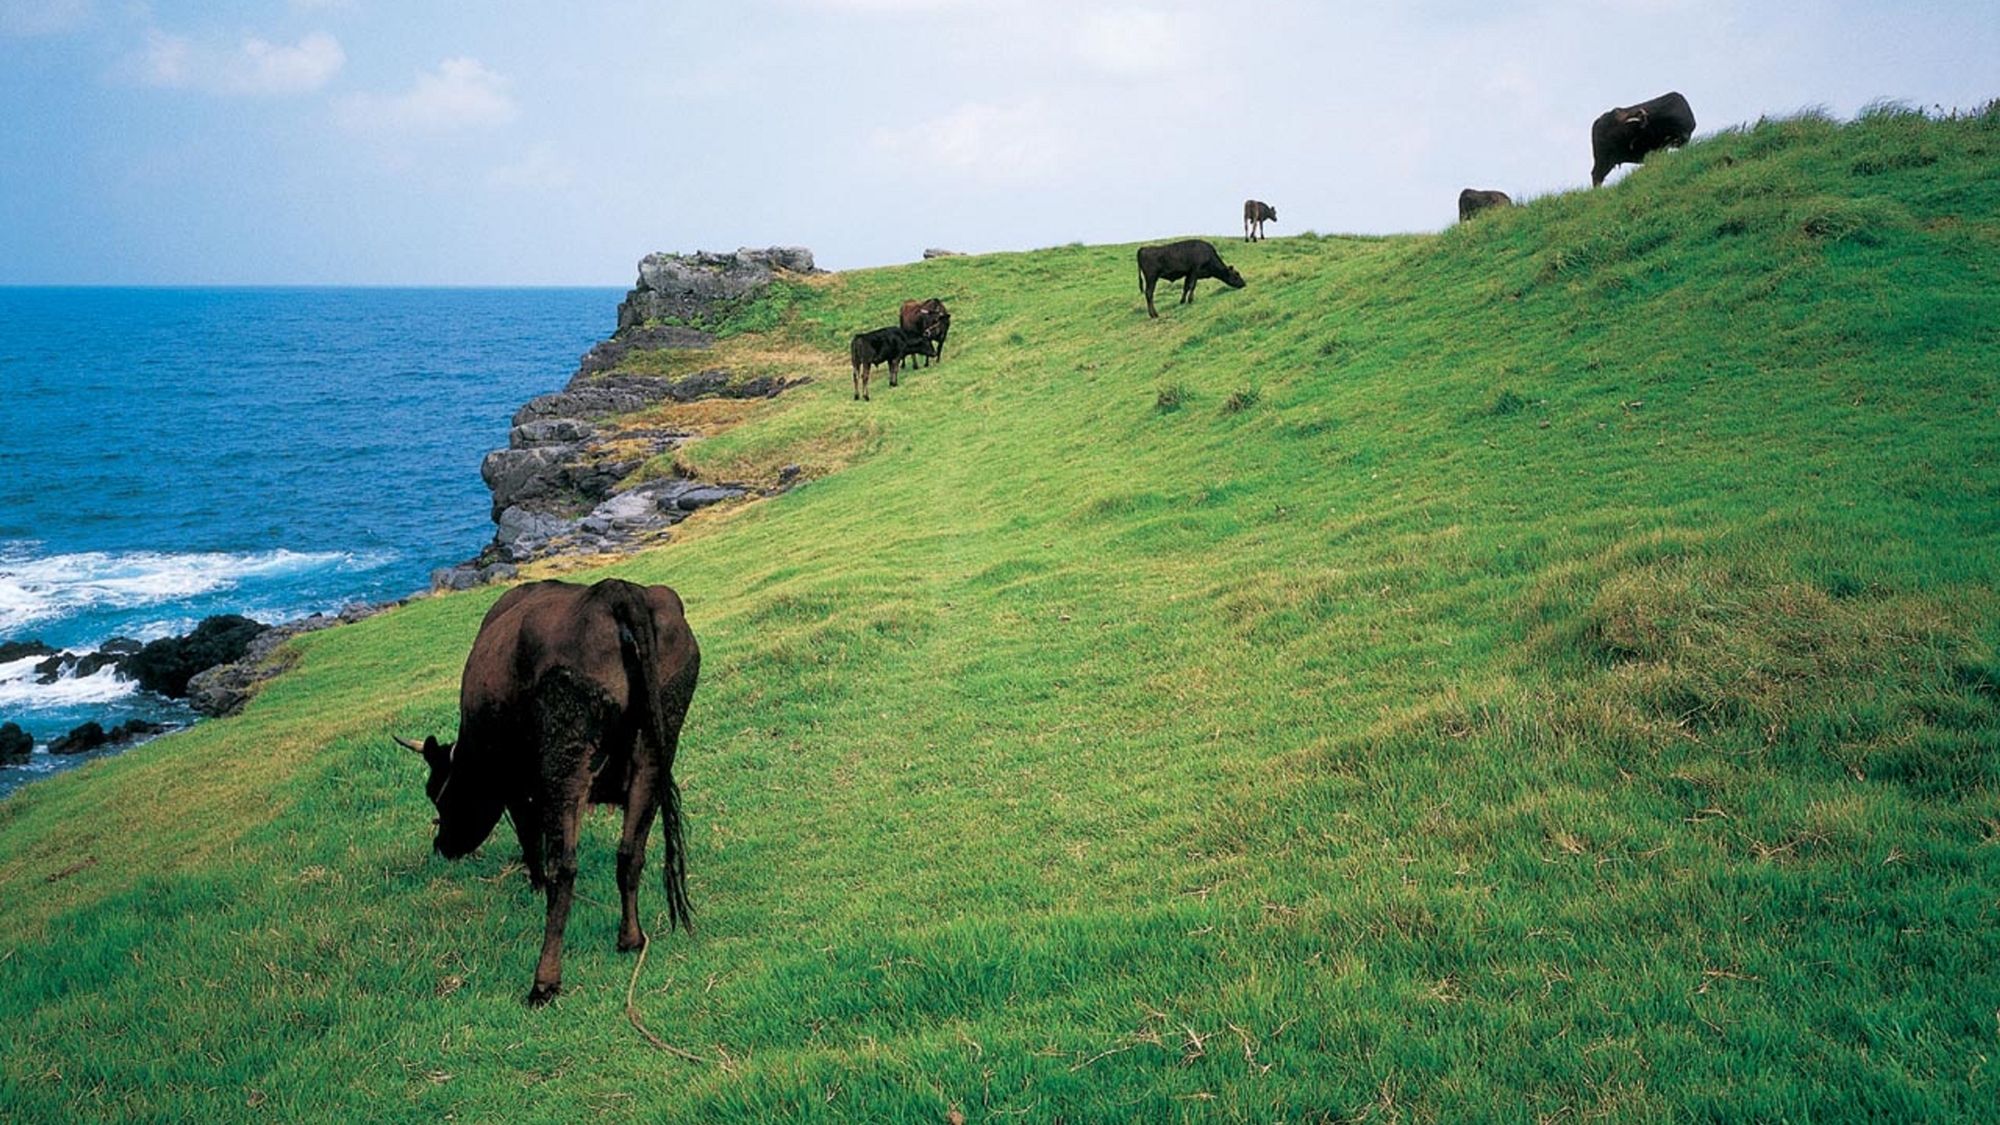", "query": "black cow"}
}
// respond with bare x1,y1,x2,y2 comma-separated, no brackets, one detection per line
1590,91,1696,186
898,298,951,368
851,325,937,400
1137,239,1246,319
399,577,700,1006
1457,188,1513,222
1243,199,1277,242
